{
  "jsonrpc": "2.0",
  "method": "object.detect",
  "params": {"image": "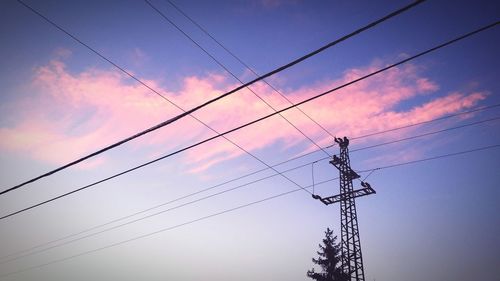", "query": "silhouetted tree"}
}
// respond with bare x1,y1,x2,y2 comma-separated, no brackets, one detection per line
307,228,348,281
